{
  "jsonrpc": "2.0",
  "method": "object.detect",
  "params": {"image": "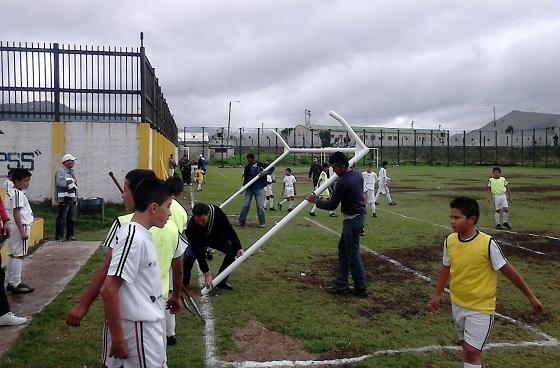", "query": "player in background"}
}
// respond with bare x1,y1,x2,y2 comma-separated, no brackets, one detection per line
310,163,336,217
194,165,204,192
278,168,297,211
362,162,378,218
488,167,512,230
431,197,543,368
263,172,276,211
375,161,396,206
